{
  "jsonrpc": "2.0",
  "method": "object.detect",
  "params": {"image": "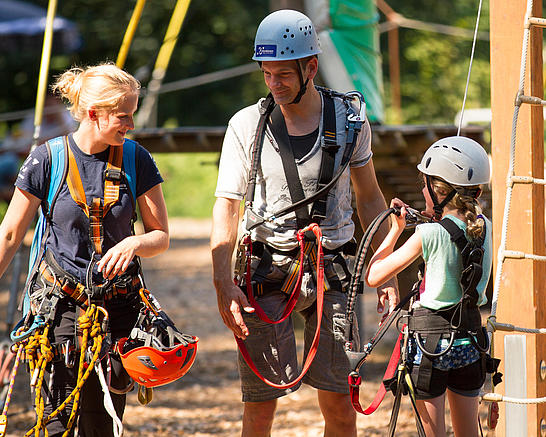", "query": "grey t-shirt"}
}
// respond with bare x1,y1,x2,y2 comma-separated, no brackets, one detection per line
215,93,372,251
